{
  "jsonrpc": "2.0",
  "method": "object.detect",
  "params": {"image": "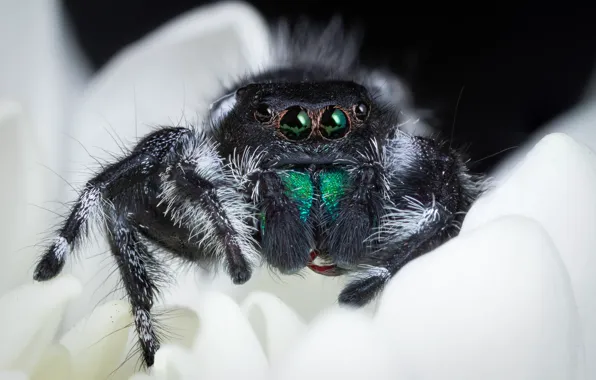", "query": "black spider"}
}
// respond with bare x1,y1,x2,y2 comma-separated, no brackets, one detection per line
32,20,484,368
